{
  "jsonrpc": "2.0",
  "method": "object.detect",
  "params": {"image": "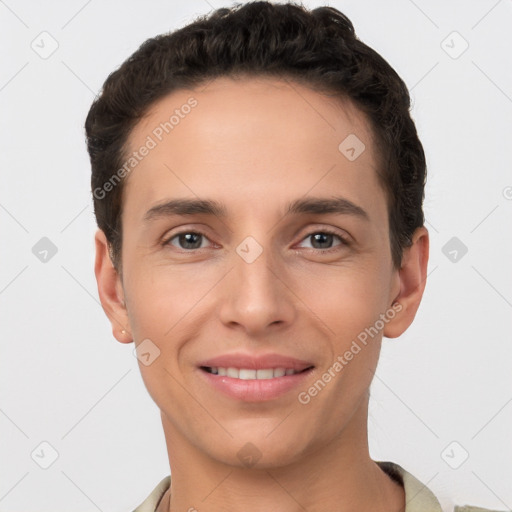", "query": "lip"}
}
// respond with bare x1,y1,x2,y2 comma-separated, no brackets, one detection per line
197,352,315,402
197,352,314,372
